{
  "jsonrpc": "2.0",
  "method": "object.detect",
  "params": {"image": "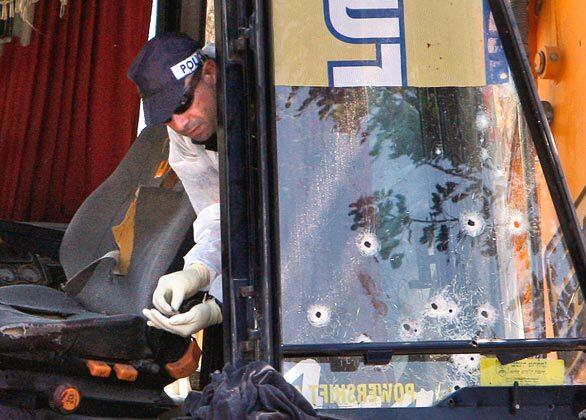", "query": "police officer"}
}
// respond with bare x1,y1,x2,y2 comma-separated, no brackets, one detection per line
128,33,222,337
